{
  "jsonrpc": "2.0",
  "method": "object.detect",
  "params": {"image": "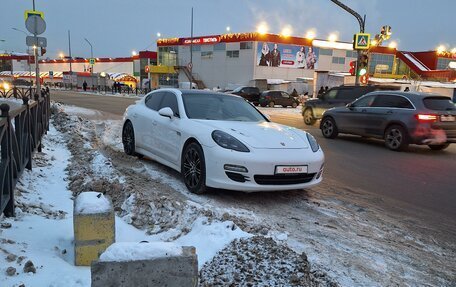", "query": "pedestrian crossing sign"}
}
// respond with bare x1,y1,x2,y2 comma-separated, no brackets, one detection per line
89,58,96,65
354,33,370,50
